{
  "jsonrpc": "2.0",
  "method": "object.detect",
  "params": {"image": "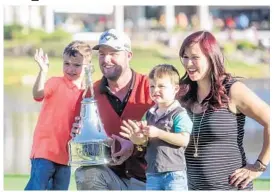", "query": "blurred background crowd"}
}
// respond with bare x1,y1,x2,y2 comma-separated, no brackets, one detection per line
4,5,270,60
